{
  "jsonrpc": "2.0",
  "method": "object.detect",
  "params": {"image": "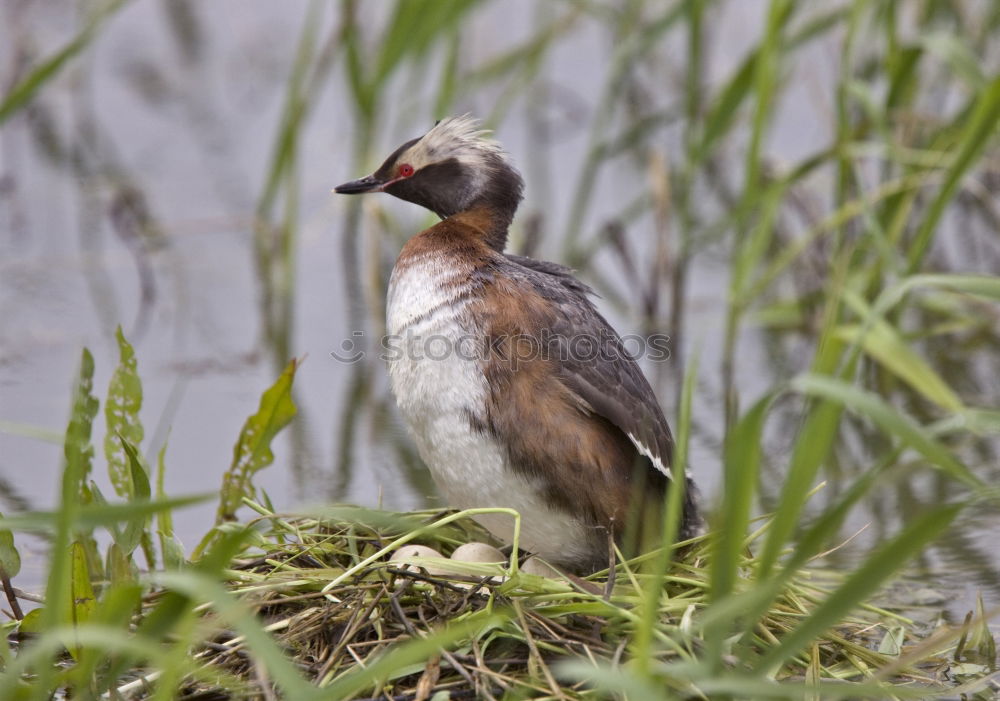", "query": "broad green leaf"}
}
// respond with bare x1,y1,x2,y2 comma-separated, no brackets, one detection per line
159,532,187,570
0,513,20,579
105,326,145,498
119,438,151,556
154,440,185,568
87,480,124,546
38,347,101,685
69,581,145,691
64,348,99,498
18,607,44,634
958,593,999,665
67,541,97,661
216,359,299,523
154,440,170,521
558,662,928,700
105,543,133,586
674,672,928,699
555,660,665,700
70,542,96,626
